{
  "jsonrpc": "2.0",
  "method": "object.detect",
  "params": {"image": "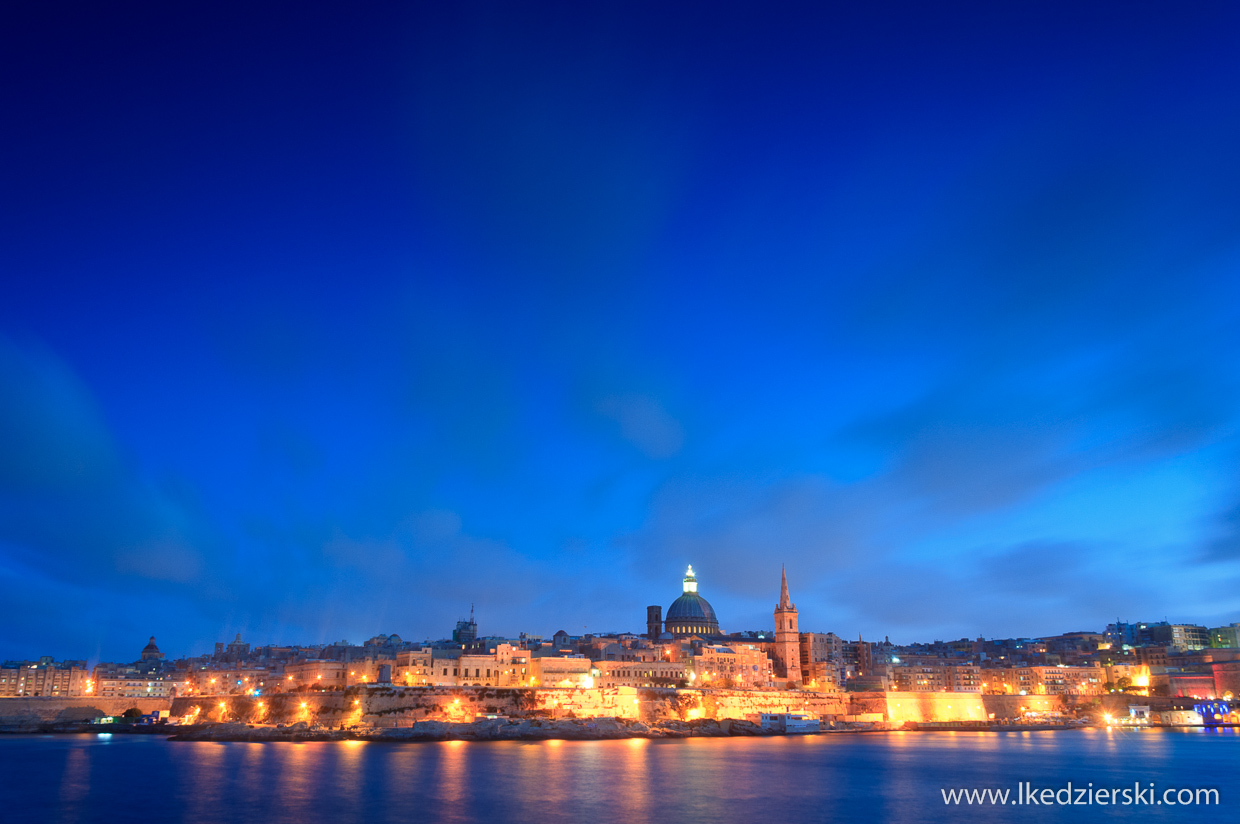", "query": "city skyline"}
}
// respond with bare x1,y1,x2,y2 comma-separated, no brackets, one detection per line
3,560,1232,665
4,3,1240,661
